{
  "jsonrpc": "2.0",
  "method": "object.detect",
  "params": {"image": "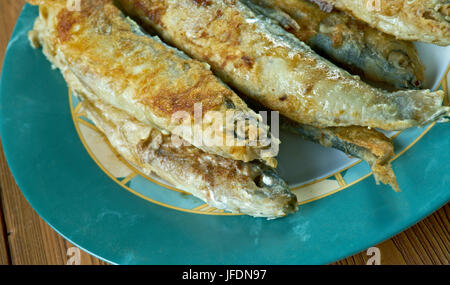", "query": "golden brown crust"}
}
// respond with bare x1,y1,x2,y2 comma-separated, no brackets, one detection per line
330,126,399,191
56,9,77,42
325,0,450,46
331,126,394,163
27,0,278,165
252,0,425,88
53,1,226,118
117,0,449,131
81,96,297,218
142,73,226,116
122,0,168,27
